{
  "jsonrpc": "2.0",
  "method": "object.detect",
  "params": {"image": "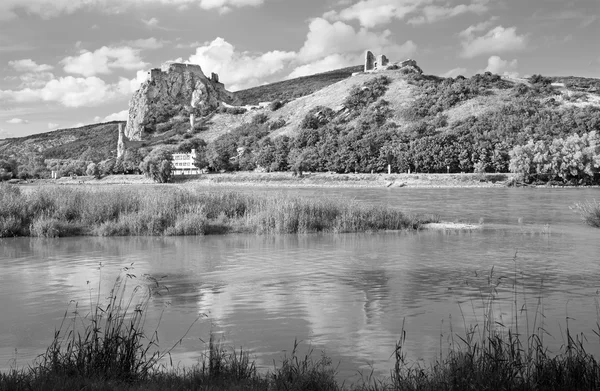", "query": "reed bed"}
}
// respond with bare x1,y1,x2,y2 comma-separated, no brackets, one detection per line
0,184,433,237
571,199,600,228
2,265,600,390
